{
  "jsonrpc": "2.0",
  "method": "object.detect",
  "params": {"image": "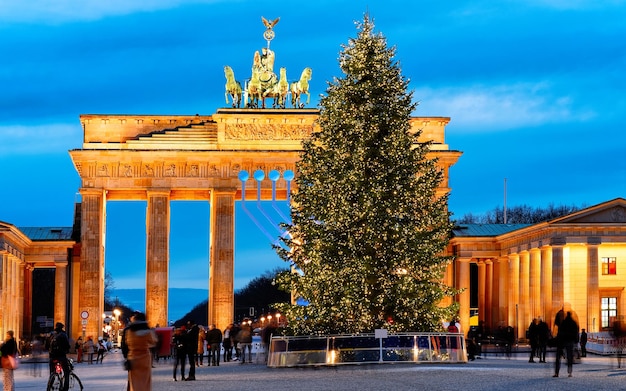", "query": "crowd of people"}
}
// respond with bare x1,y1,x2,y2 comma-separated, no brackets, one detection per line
1,306,596,390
